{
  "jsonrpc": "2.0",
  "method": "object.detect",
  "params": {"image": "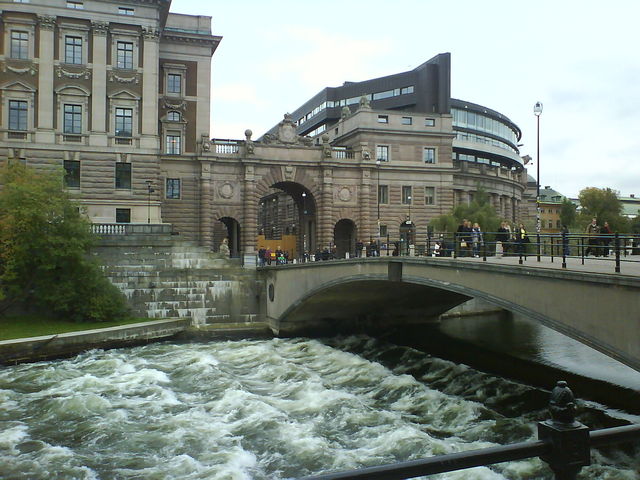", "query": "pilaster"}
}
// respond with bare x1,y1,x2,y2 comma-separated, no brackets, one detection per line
242,164,258,254
140,28,159,149
35,15,55,143
90,21,108,146
319,167,333,250
199,161,213,248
